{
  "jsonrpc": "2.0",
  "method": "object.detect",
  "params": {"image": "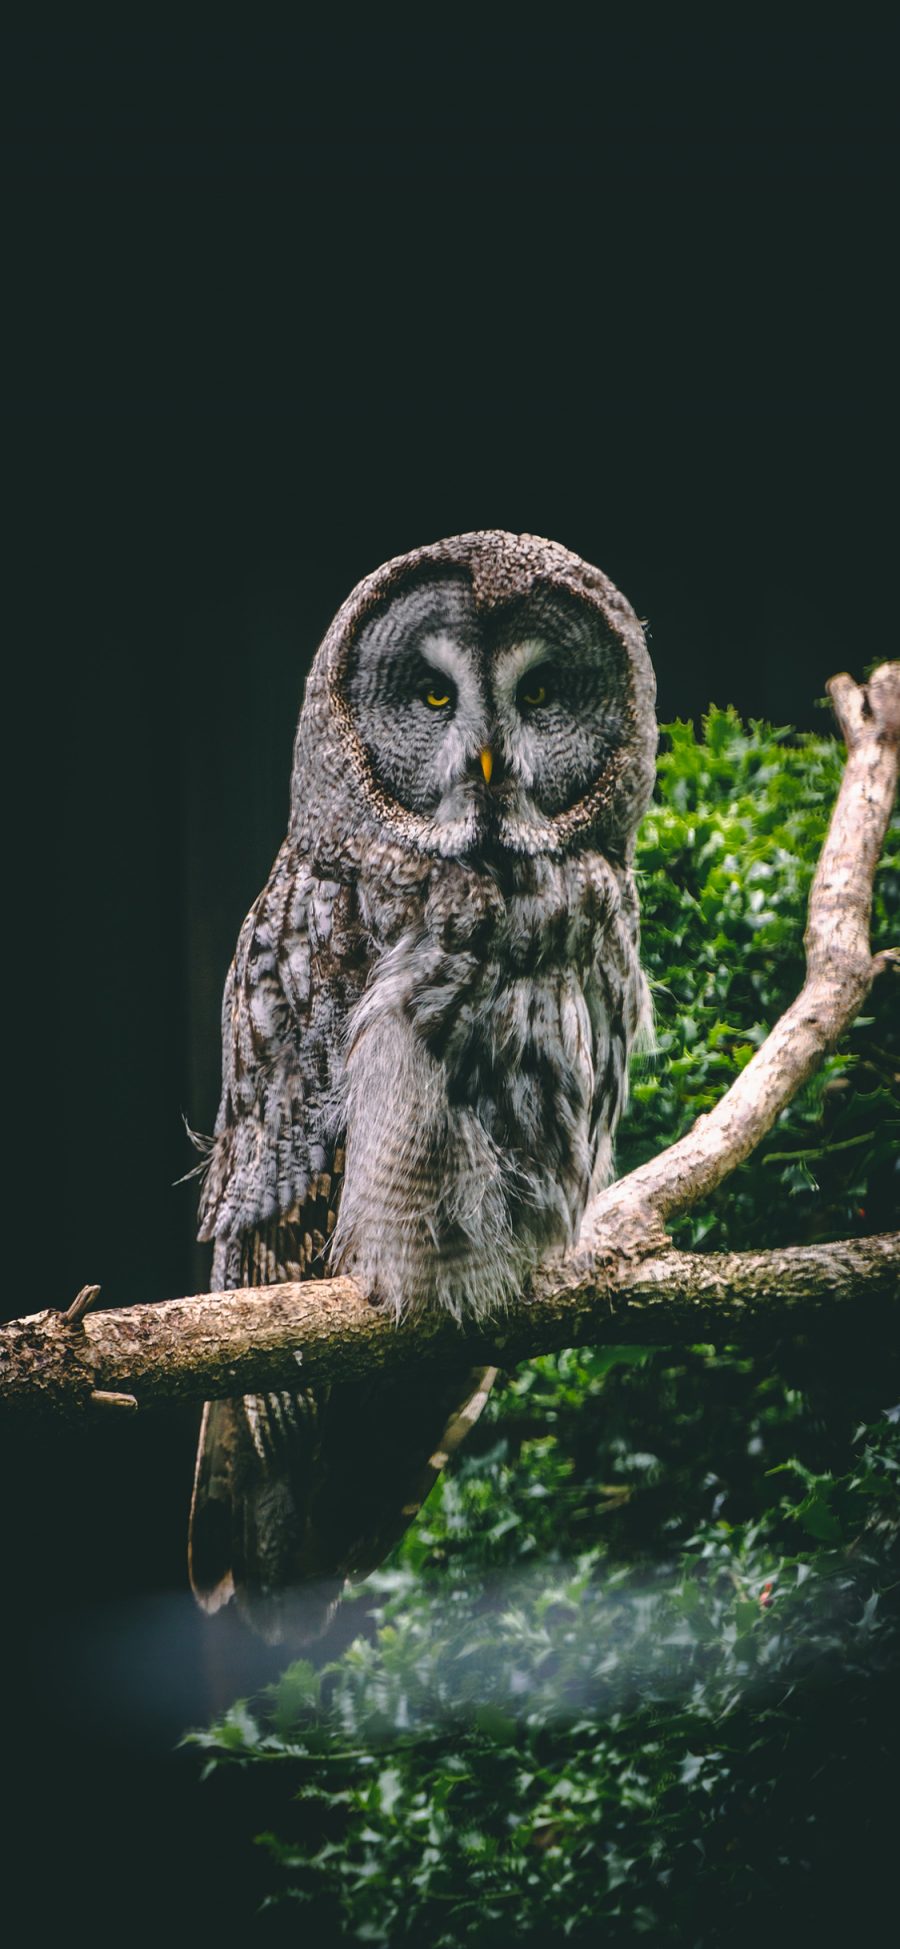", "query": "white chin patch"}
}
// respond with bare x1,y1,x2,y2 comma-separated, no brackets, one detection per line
498,797,560,856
